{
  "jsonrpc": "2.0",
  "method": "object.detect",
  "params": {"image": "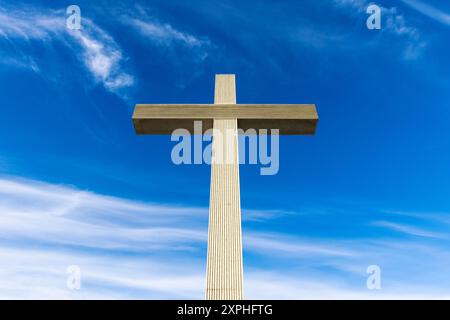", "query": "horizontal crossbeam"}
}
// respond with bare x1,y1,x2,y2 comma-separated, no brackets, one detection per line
133,104,318,135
